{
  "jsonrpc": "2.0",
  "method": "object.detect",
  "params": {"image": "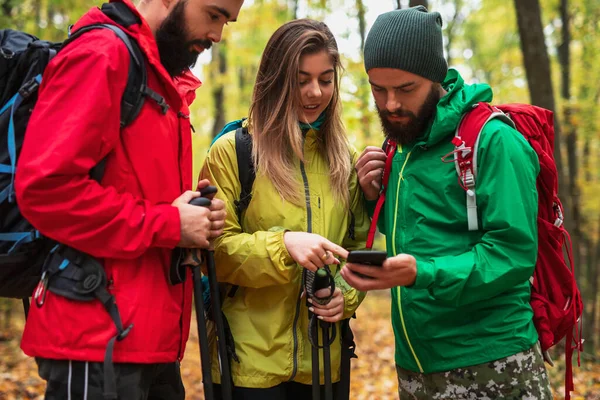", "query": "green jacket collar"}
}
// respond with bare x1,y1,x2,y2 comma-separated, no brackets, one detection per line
413,69,493,148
